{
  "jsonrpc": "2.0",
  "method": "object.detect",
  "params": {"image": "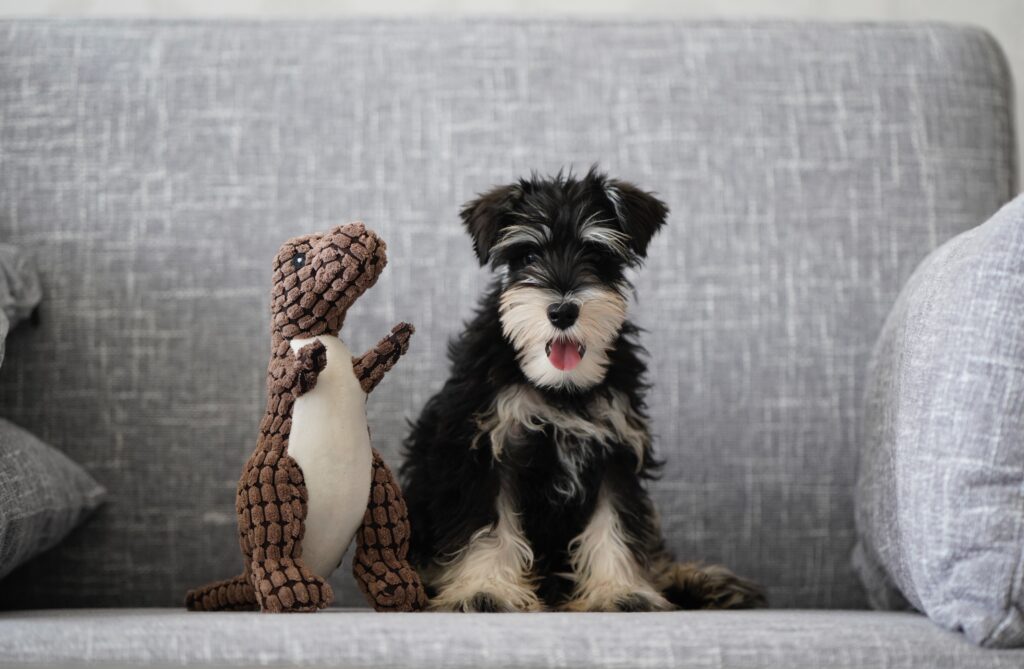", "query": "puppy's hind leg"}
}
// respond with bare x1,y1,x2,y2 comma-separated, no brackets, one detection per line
655,560,767,610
